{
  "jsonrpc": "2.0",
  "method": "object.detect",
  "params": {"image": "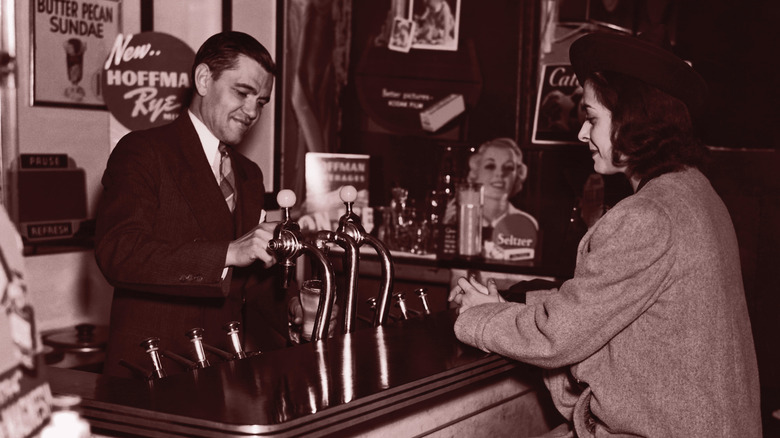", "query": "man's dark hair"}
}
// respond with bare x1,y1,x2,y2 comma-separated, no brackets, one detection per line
587,70,709,182
191,31,277,83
